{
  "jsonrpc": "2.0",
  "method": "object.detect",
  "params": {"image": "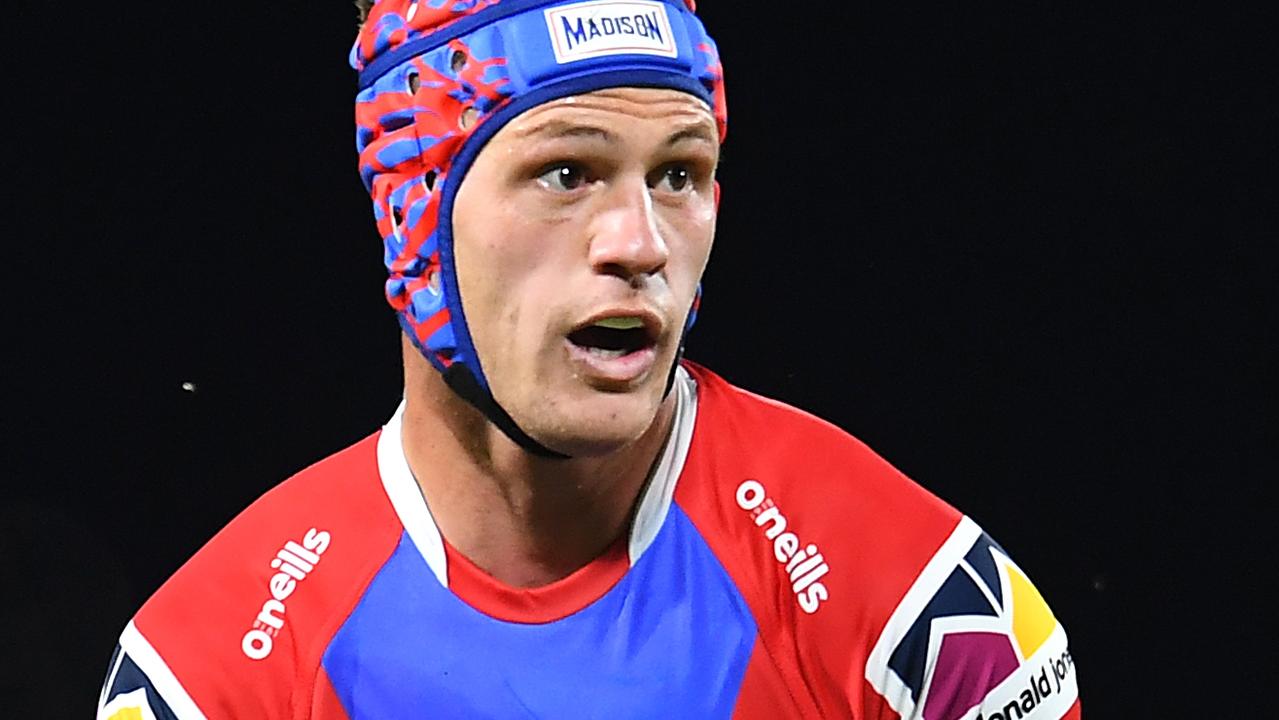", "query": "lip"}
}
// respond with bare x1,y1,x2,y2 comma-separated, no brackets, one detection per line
565,341,659,387
569,308,664,342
